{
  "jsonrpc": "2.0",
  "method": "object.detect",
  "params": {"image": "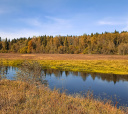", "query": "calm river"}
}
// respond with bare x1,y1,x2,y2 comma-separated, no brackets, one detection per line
1,66,128,107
